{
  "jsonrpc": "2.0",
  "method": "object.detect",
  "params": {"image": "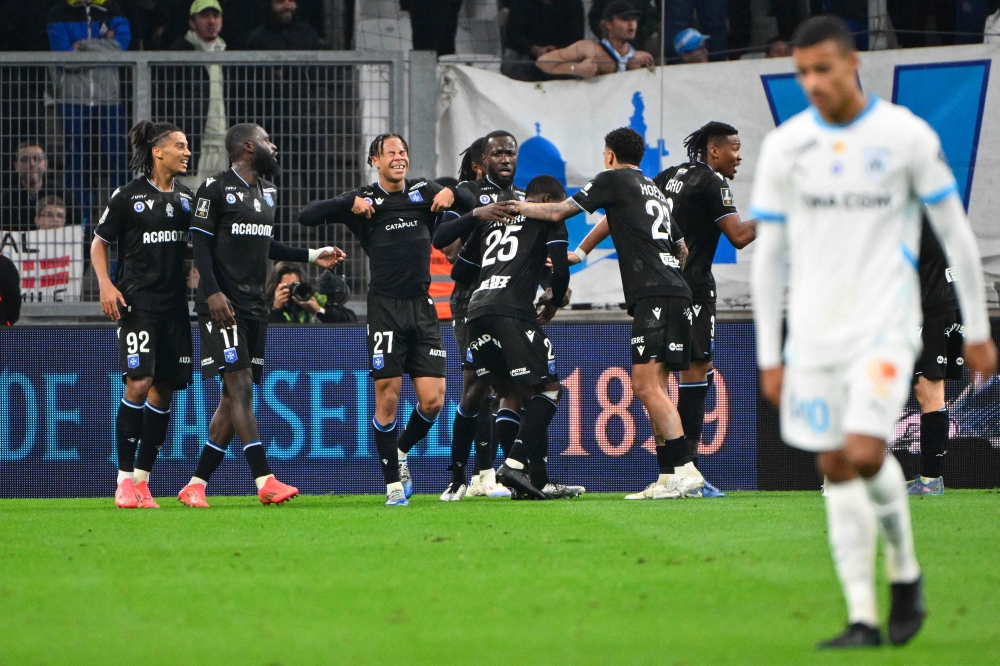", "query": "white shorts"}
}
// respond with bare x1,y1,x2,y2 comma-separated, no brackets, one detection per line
780,346,916,452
